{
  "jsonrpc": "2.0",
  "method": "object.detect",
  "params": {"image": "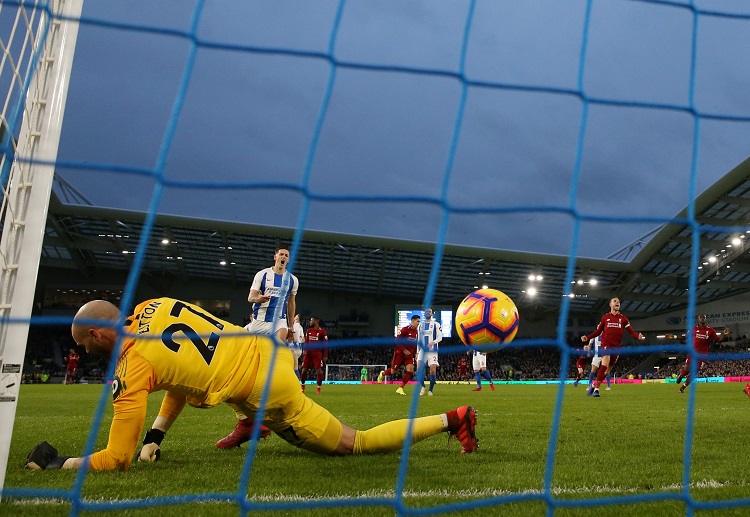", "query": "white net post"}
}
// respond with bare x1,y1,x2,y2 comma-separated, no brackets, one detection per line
0,0,83,494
